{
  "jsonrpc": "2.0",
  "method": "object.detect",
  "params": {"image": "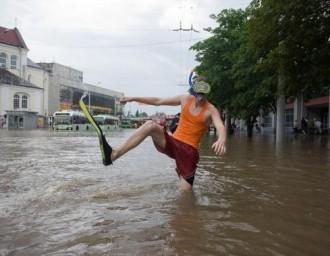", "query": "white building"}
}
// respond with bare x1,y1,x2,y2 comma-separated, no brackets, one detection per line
0,26,124,129
0,26,49,129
